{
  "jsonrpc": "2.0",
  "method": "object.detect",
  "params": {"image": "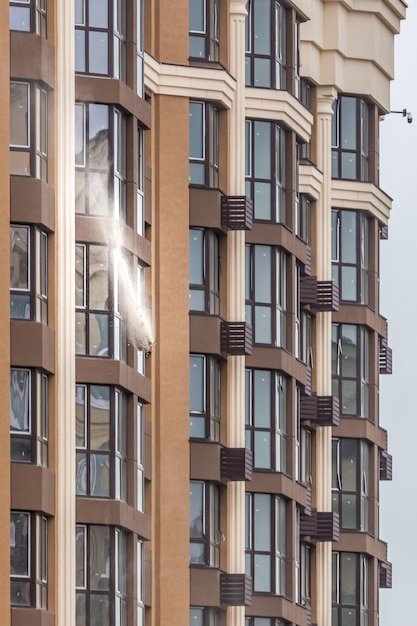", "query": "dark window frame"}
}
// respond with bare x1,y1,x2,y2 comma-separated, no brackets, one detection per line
331,209,369,304
10,368,48,466
296,194,311,244
189,100,219,188
332,323,370,418
189,228,220,315
189,0,220,63
332,552,369,626
10,511,48,608
331,96,370,182
189,354,220,441
332,438,369,532
189,480,220,568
